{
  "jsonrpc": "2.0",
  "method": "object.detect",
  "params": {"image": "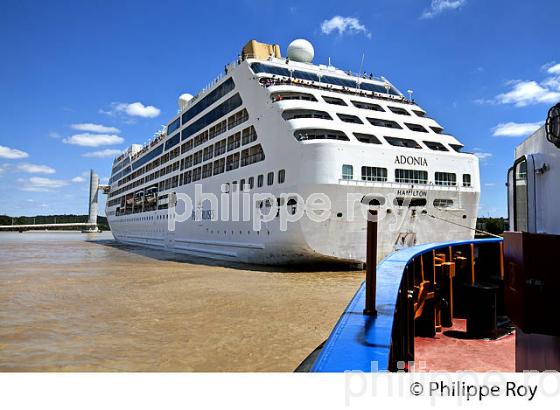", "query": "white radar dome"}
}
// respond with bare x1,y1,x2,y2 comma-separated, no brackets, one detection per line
287,39,314,63
178,93,194,110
